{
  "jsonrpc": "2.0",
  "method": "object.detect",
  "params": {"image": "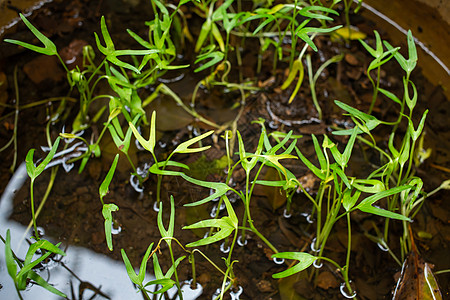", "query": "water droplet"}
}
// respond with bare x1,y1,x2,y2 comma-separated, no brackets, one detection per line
377,242,389,252
135,138,145,151
212,288,221,299
153,201,160,212
229,196,237,204
62,160,74,173
273,257,284,265
340,282,357,299
230,286,243,300
36,226,45,237
181,279,203,298
237,235,248,247
220,242,230,253
210,205,218,217
310,238,320,253
268,121,278,129
111,224,122,235
130,174,144,193
283,209,292,218
158,141,167,148
313,259,323,269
